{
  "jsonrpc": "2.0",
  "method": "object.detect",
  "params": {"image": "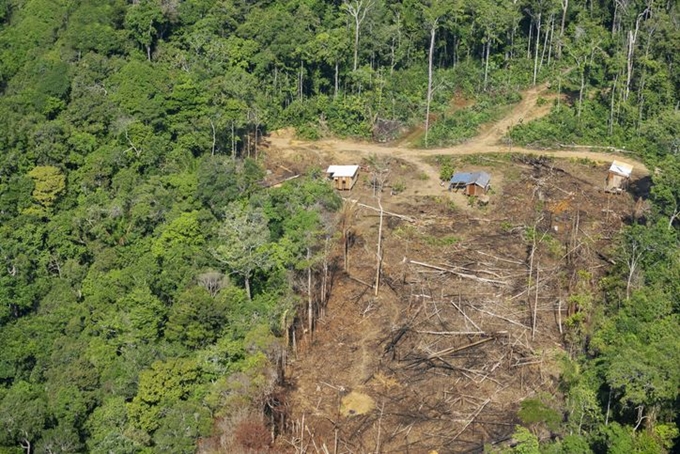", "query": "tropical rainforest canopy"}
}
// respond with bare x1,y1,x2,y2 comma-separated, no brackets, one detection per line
0,0,678,453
